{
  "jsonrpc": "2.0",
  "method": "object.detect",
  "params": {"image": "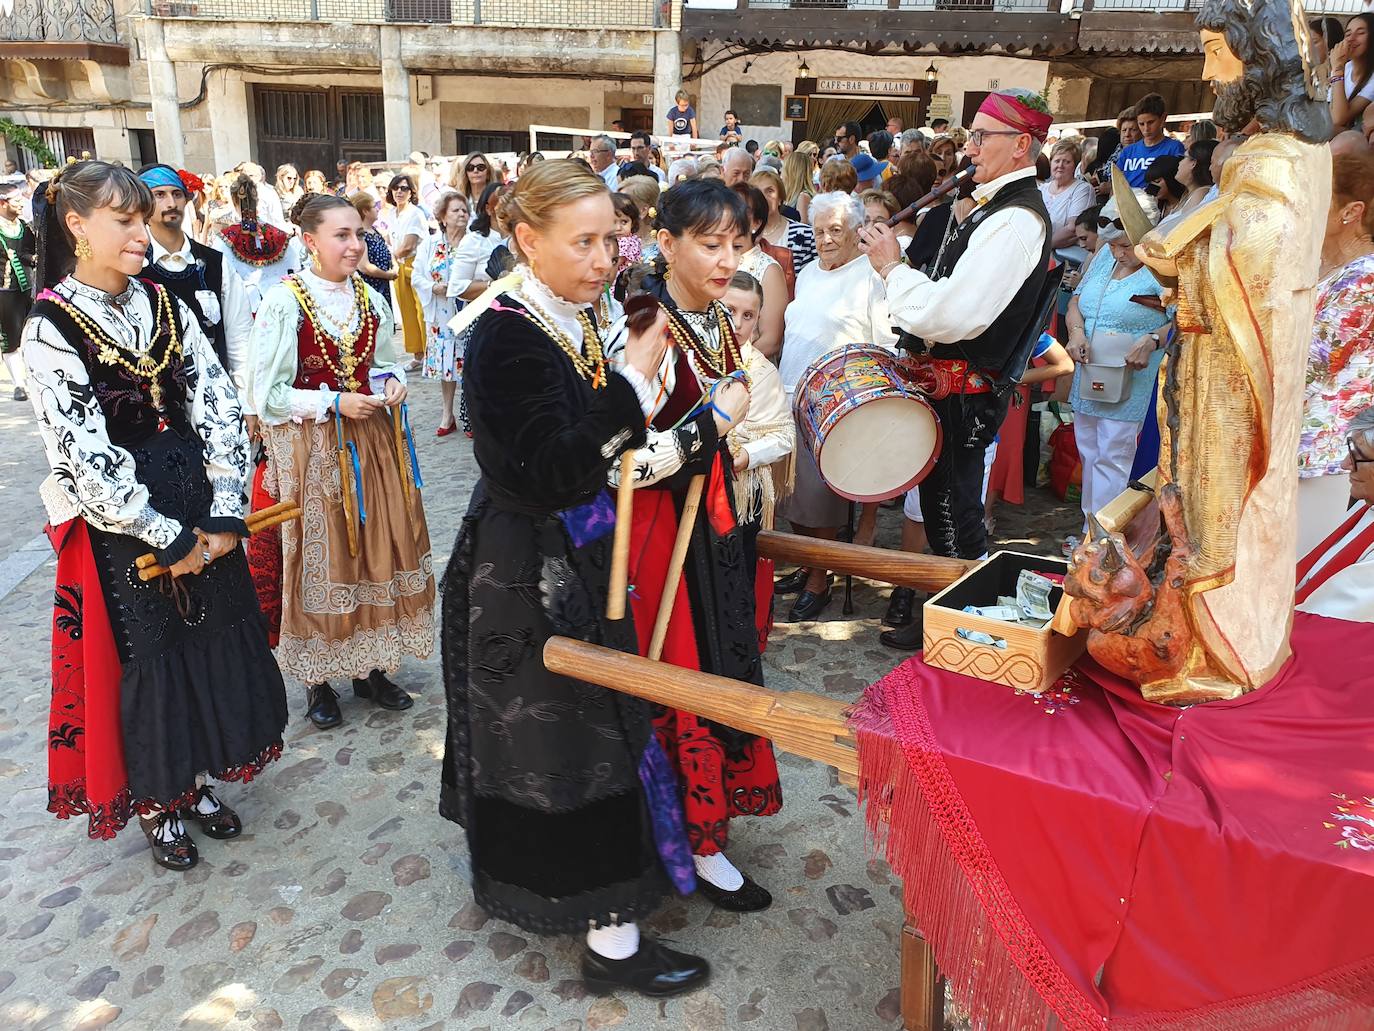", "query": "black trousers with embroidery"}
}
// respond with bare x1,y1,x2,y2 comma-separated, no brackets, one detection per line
918,391,1009,560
